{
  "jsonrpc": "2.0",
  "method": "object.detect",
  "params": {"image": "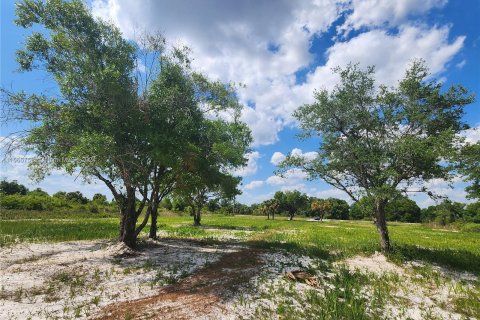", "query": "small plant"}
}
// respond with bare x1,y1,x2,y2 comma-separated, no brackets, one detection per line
91,295,101,306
